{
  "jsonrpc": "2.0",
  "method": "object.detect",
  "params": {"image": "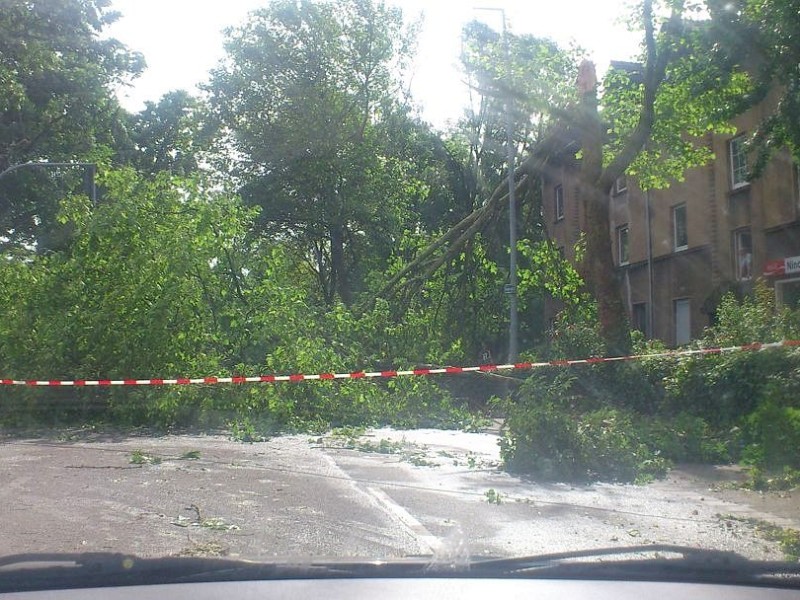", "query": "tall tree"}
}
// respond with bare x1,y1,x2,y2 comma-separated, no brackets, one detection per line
577,1,749,351
206,0,420,305
0,0,143,250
